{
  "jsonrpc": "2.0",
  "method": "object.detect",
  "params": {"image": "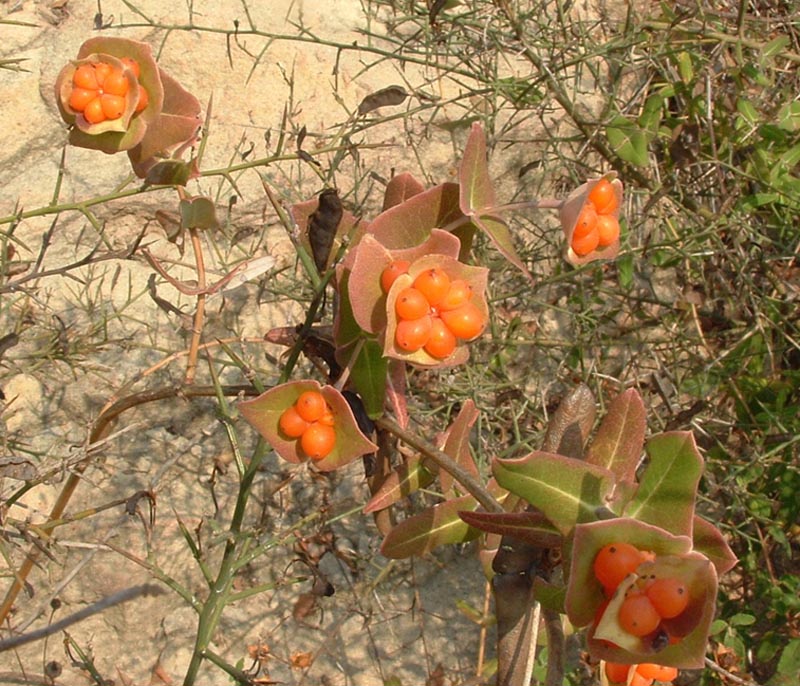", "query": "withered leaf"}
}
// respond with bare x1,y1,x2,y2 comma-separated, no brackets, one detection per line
0,456,36,481
357,86,408,115
307,188,343,274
